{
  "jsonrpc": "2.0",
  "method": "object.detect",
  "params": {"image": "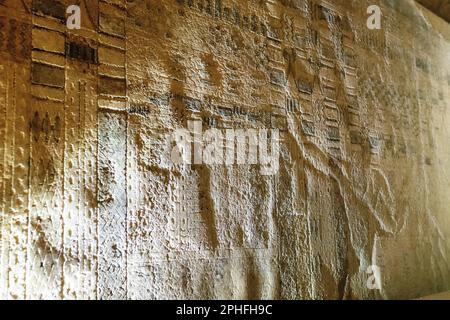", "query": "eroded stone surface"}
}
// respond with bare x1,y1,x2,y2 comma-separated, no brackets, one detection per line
0,0,449,300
